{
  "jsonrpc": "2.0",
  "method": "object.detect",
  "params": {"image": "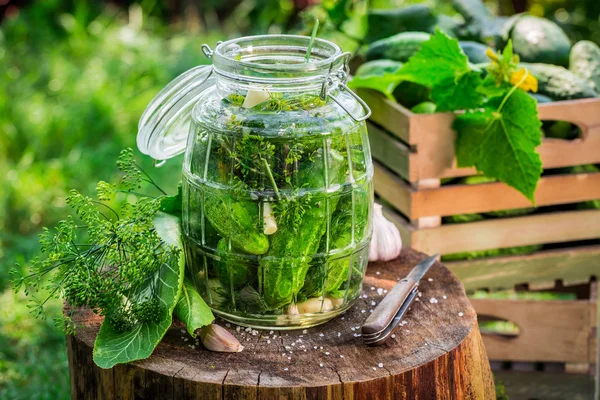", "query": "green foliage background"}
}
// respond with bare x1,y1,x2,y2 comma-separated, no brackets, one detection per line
0,0,598,398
